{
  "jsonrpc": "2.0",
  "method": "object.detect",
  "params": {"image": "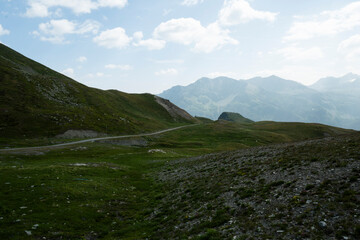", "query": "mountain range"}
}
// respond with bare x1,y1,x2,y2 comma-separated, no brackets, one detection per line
159,74,360,130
